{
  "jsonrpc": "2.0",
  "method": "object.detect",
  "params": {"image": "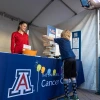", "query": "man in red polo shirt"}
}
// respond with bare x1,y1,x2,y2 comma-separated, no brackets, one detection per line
11,21,29,54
